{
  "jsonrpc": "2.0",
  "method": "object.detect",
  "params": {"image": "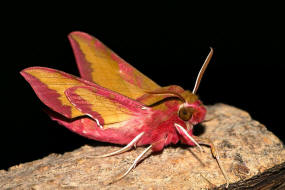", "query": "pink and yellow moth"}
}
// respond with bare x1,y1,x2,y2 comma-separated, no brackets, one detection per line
20,31,229,187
